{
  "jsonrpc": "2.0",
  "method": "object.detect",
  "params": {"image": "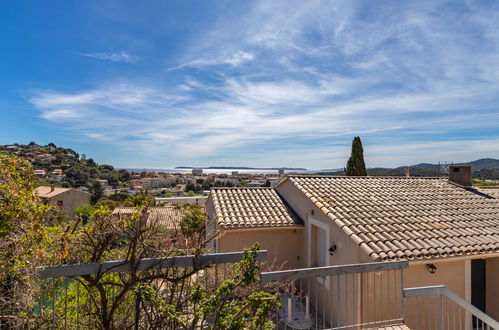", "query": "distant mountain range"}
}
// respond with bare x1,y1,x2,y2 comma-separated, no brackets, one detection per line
406,158,499,170
318,158,499,177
